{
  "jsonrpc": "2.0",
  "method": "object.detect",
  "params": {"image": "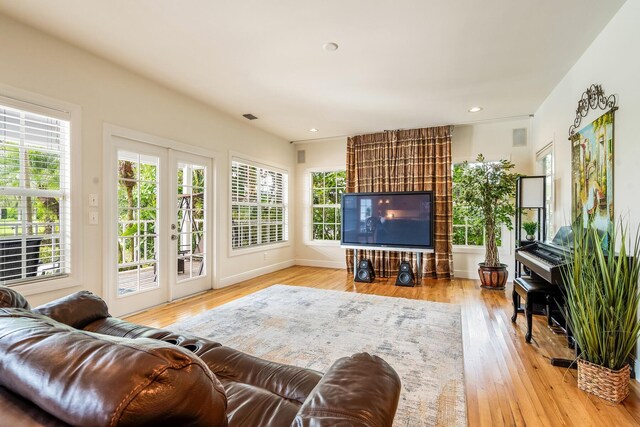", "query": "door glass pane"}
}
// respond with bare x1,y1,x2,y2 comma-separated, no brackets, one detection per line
117,151,159,296
176,162,206,281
